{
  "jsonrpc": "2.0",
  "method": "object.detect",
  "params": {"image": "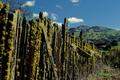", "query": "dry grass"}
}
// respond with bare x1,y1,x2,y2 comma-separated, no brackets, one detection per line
87,65,120,80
